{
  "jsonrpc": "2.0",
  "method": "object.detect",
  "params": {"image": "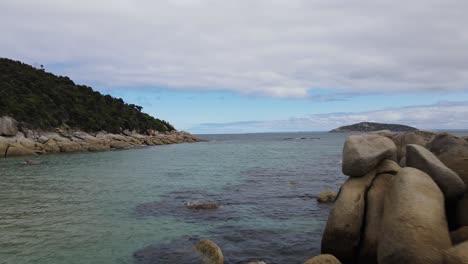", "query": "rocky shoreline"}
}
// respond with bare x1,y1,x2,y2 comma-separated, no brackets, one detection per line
0,116,202,158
